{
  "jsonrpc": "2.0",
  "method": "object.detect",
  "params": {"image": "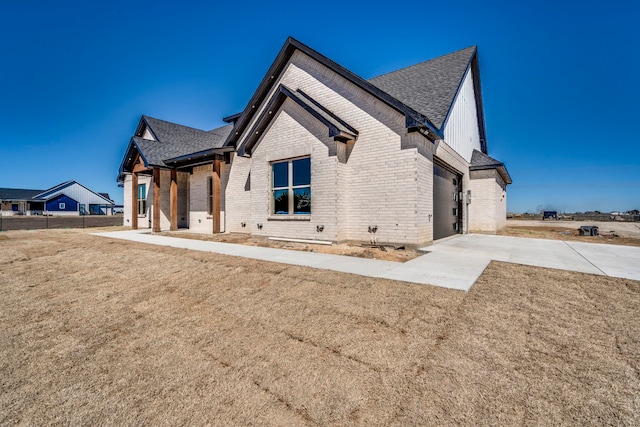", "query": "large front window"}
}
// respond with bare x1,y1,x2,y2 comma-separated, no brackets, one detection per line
137,184,146,216
272,157,311,215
